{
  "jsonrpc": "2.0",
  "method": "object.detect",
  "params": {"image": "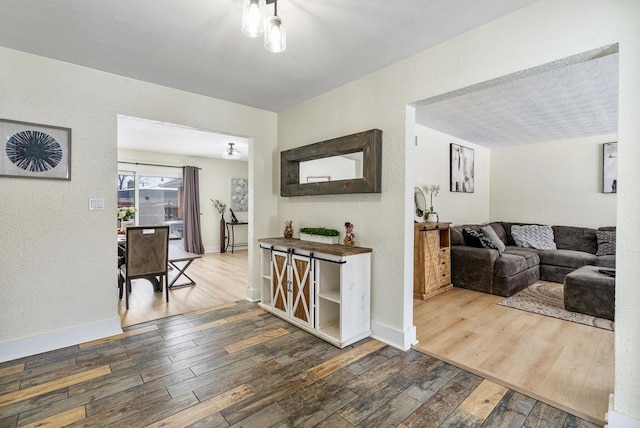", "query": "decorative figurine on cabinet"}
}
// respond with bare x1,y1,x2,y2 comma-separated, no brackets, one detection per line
344,222,355,247
284,220,293,238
